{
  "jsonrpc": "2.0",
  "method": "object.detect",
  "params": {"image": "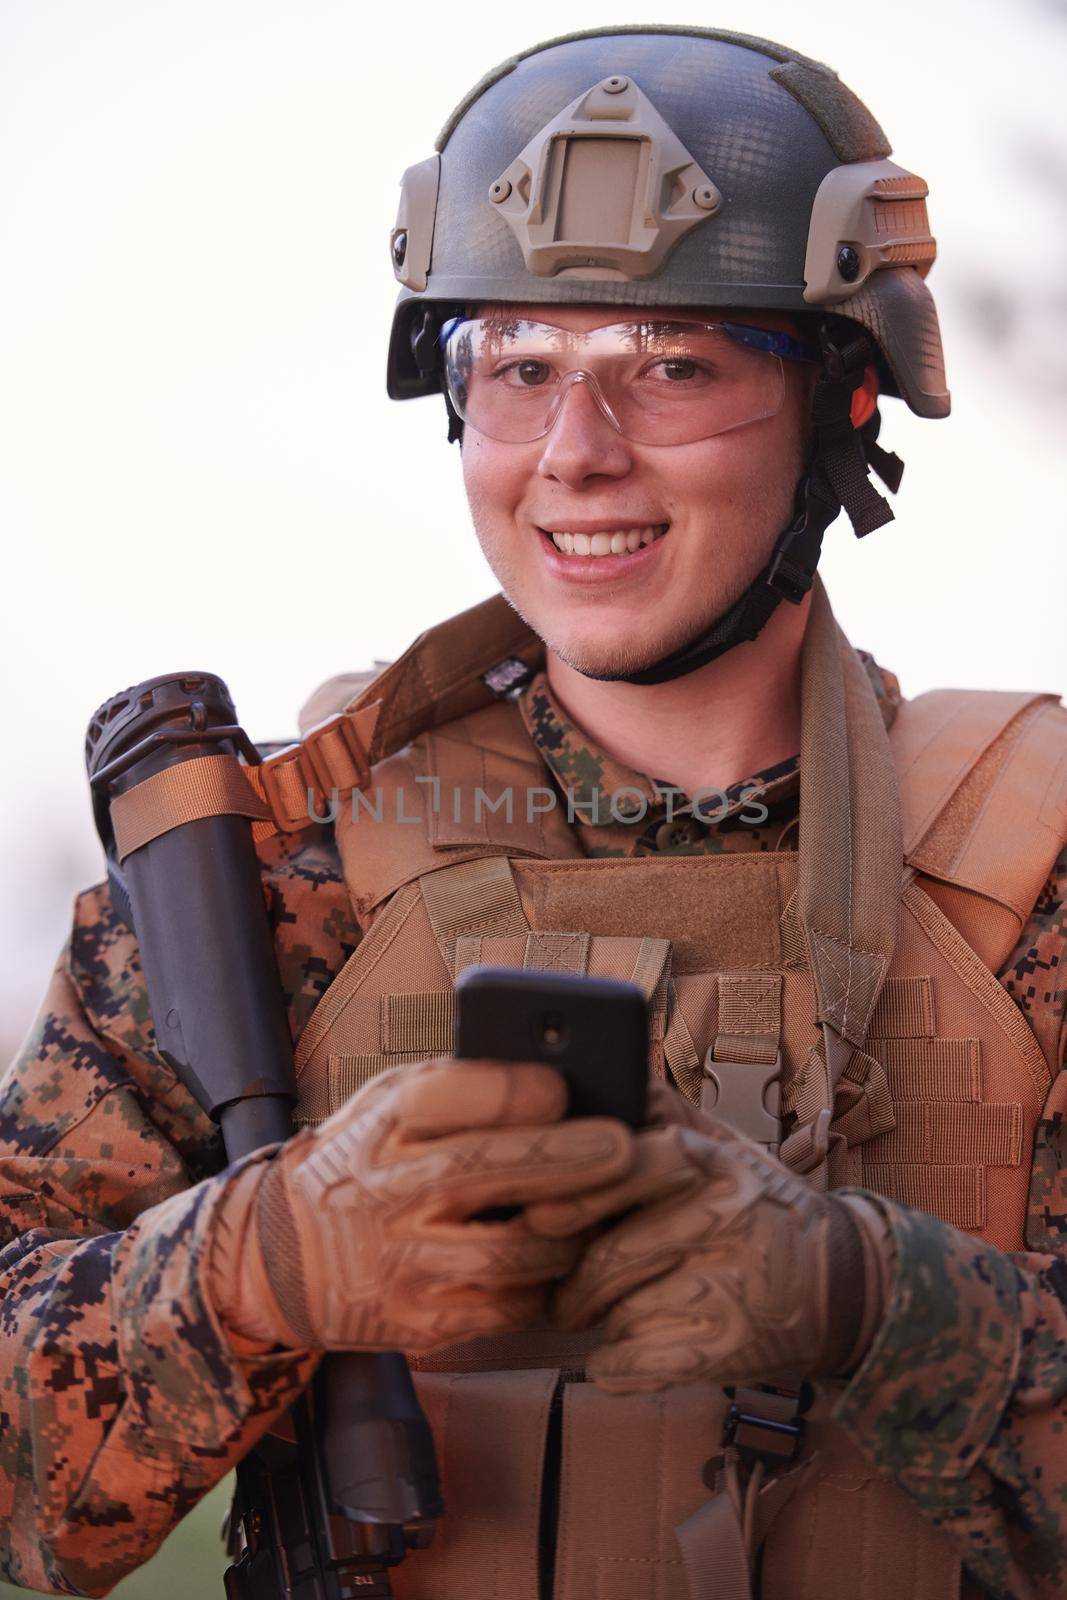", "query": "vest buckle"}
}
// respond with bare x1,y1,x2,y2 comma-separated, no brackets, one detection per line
722,1383,810,1471
300,711,372,797
258,714,371,833
700,1051,783,1153
257,742,318,832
